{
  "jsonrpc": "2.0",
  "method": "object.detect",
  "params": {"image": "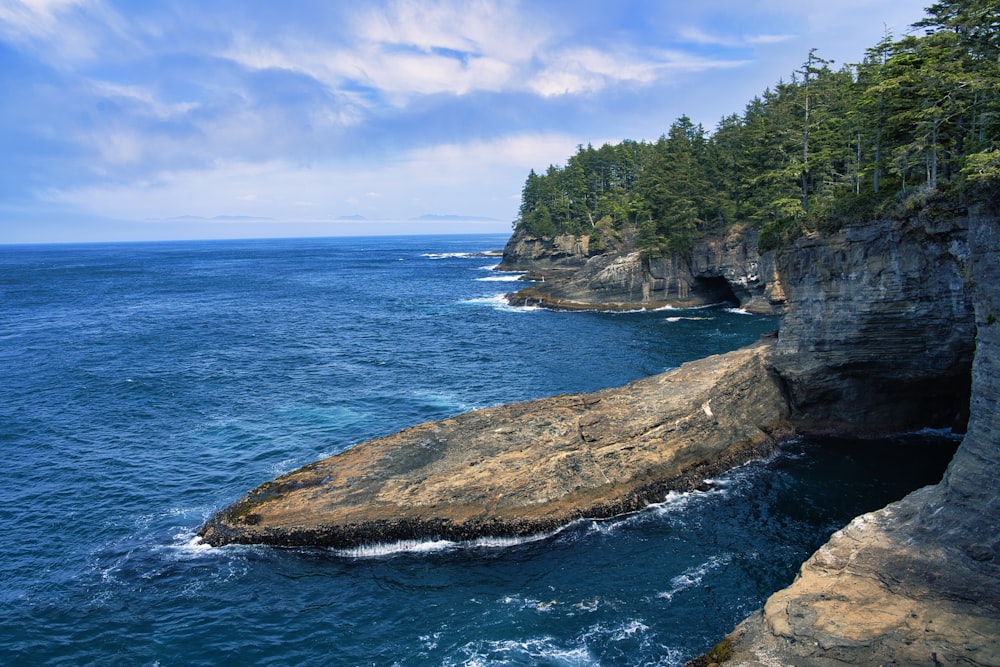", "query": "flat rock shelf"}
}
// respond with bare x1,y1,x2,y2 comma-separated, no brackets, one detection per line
199,338,789,548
